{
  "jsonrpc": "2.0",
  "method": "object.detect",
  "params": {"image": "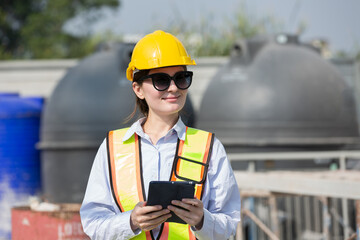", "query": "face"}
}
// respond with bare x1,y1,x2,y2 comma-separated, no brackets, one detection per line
132,66,188,118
